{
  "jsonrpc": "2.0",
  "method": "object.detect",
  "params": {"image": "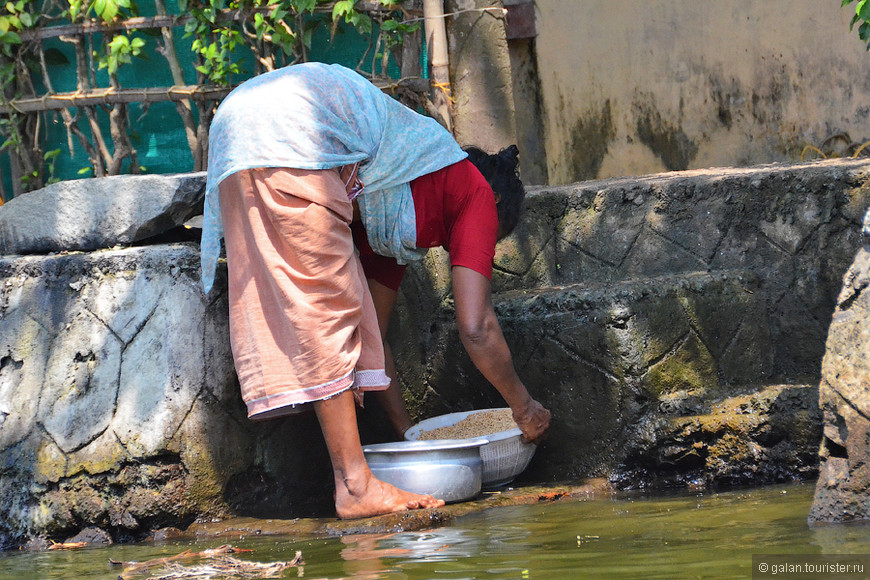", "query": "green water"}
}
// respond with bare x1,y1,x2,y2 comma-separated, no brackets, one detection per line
2,482,869,579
